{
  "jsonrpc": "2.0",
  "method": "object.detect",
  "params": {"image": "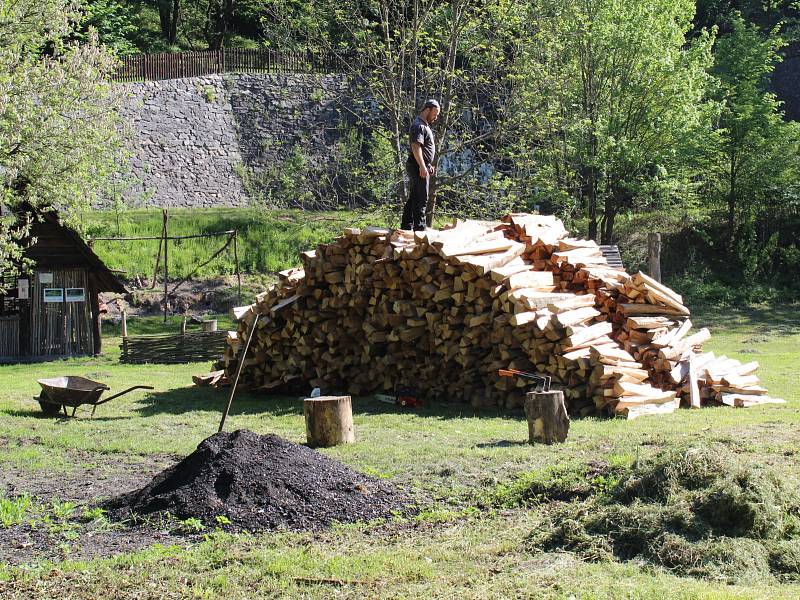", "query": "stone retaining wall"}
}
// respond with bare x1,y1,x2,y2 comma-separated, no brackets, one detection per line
117,73,351,208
